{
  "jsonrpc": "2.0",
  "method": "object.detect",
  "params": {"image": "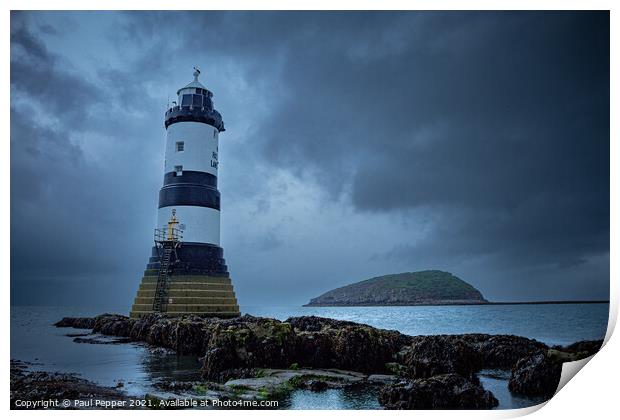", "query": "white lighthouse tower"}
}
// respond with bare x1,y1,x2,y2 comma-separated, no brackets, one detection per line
157,68,222,247
130,69,240,318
